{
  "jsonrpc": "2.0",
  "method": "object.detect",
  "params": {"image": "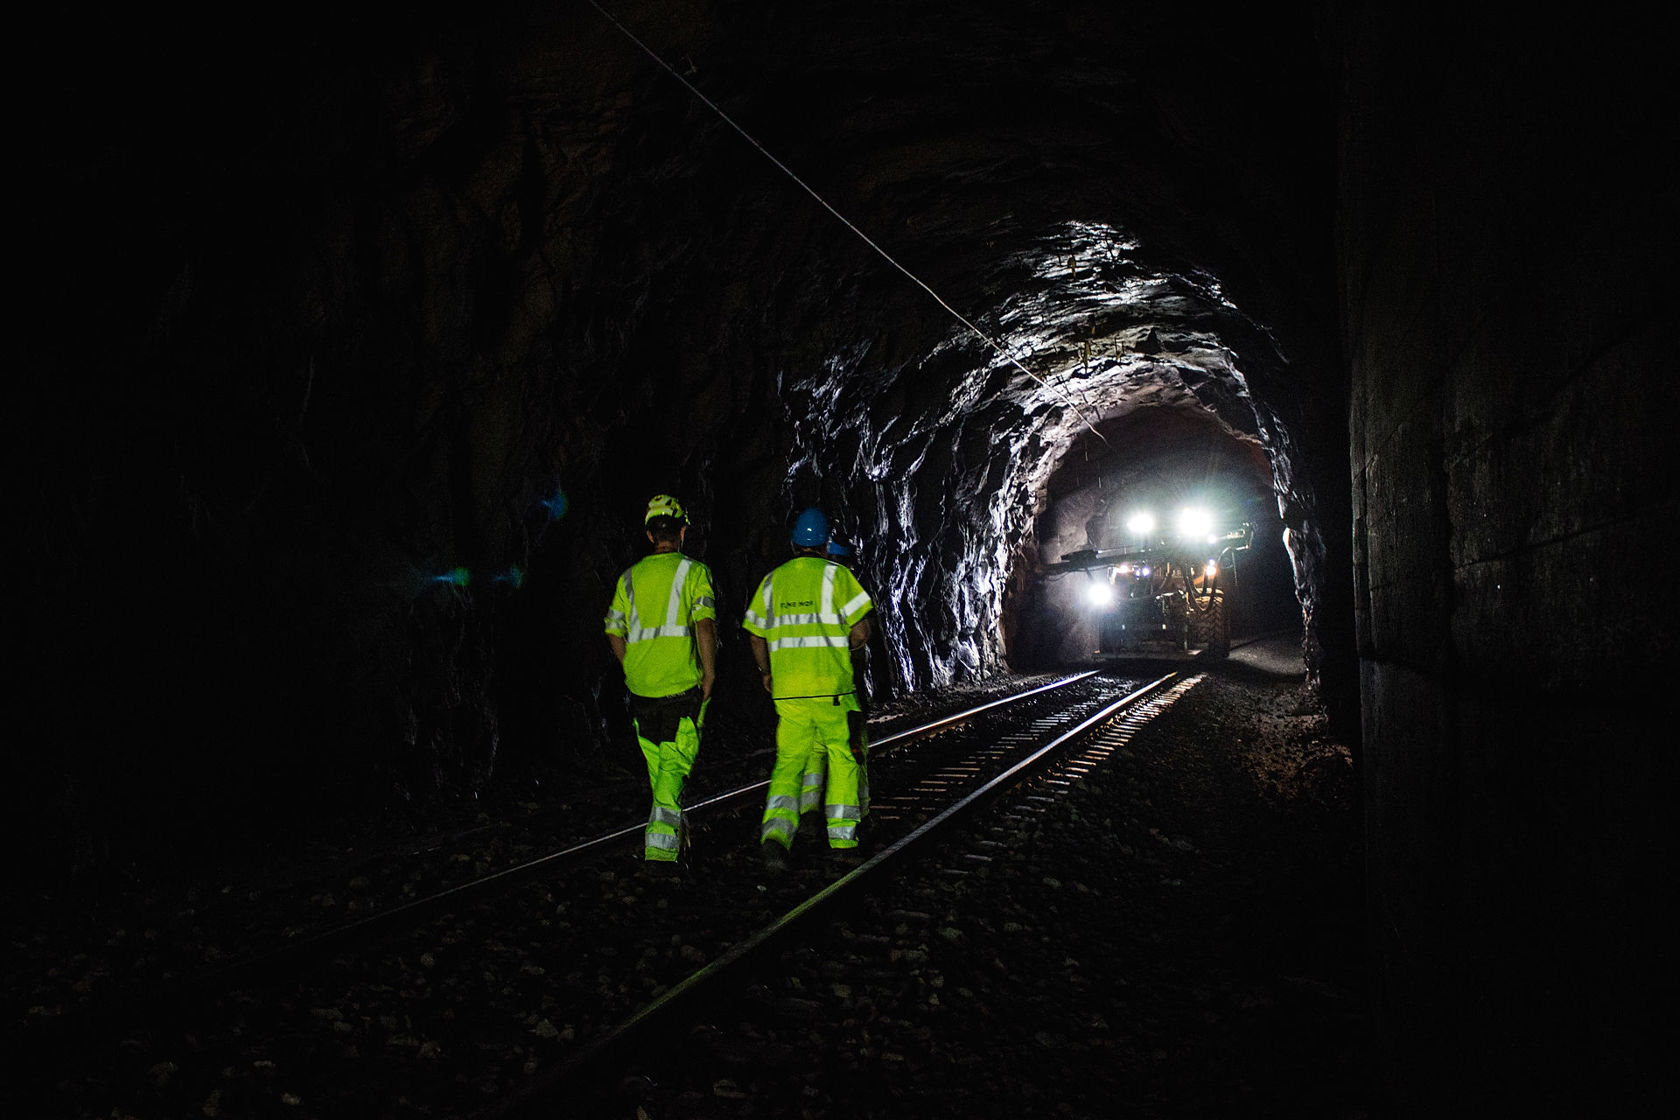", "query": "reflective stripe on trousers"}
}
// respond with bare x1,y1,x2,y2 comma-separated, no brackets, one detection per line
799,750,825,815
761,794,798,847
799,735,870,819
636,699,705,862
761,695,862,849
